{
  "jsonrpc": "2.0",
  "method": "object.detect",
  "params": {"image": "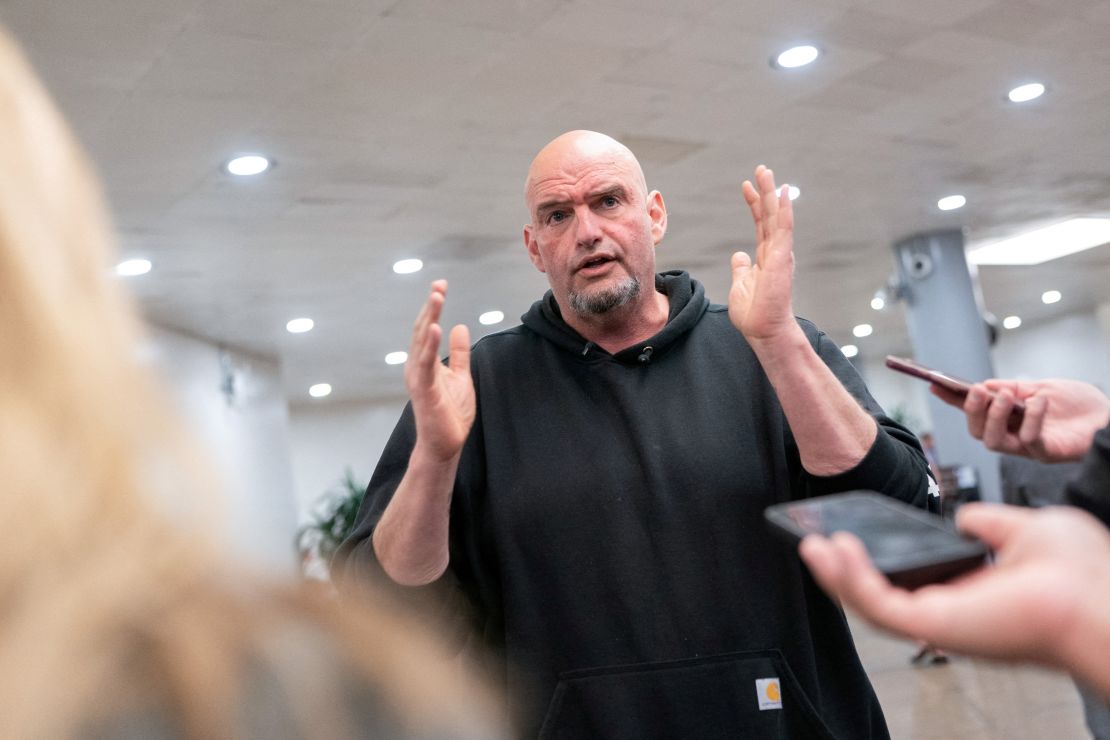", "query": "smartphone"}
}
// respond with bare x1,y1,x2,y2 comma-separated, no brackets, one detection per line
885,355,1025,432
765,491,989,589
